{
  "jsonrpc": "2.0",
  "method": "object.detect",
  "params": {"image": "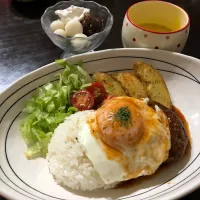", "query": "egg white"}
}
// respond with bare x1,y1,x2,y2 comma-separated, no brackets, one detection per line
77,111,125,184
